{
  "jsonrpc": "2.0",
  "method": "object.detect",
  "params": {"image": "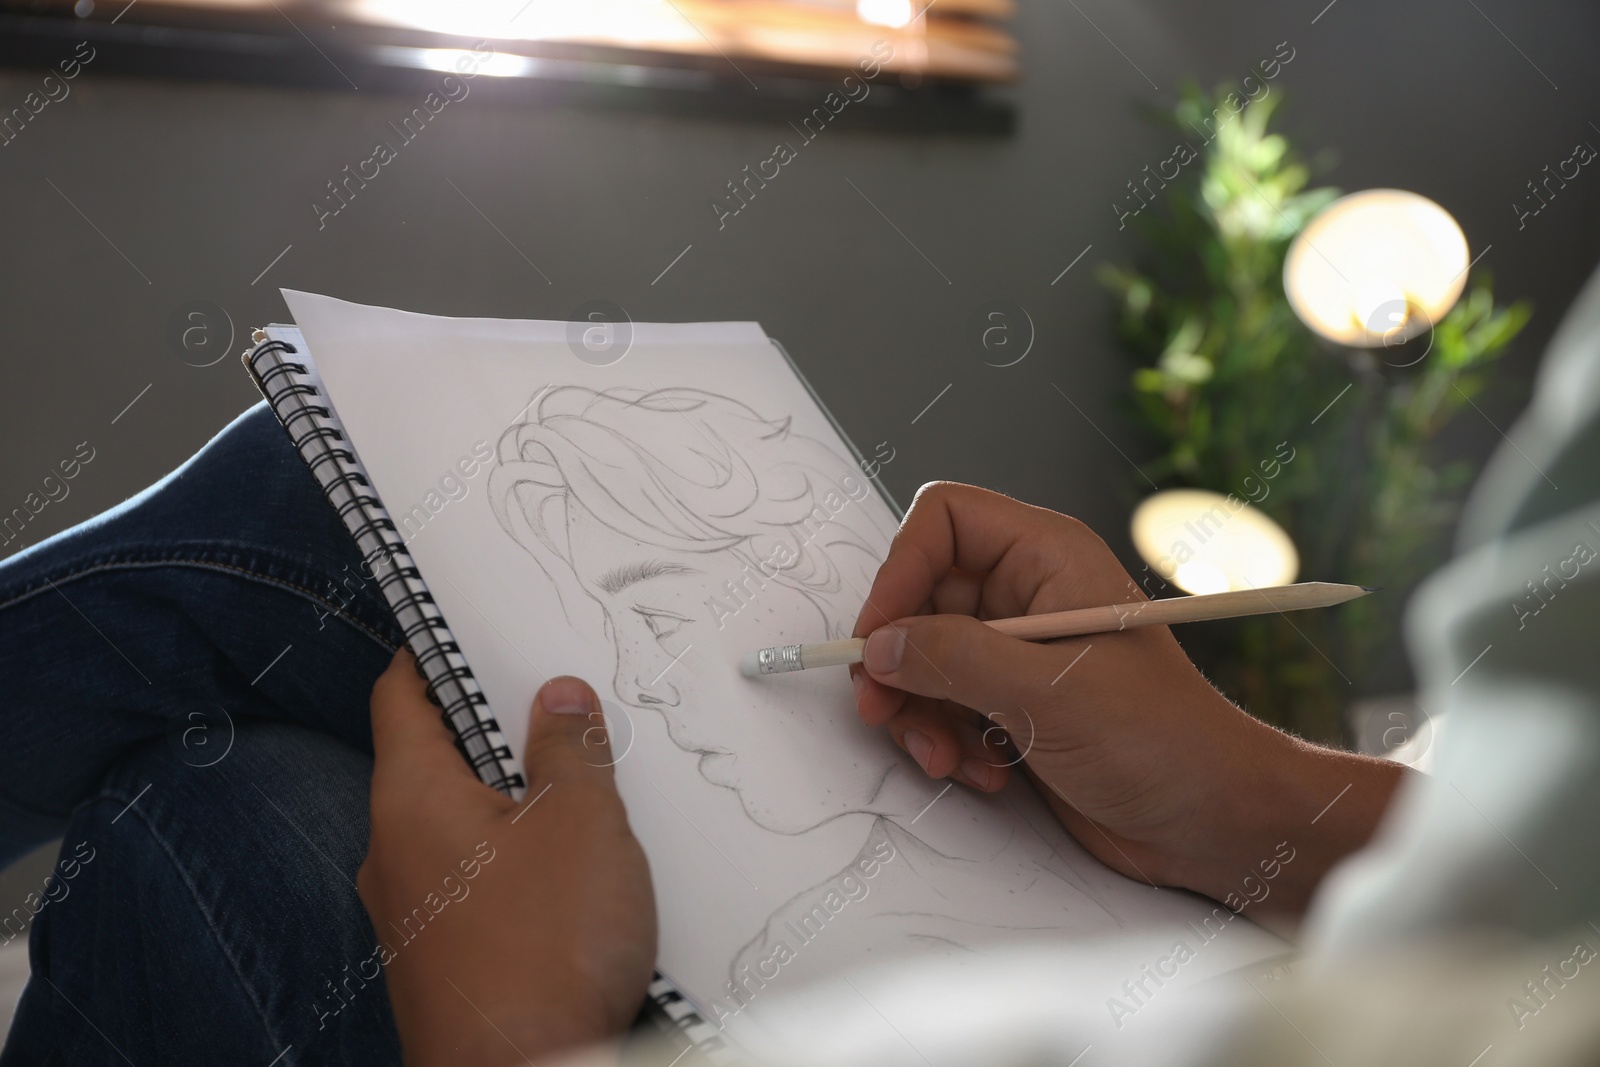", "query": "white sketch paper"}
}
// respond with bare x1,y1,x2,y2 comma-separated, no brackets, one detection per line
282,290,1289,1034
